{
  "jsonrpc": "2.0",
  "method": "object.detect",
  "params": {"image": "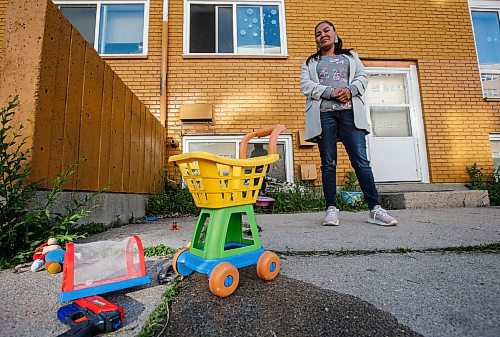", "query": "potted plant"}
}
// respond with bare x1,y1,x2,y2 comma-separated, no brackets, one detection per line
340,171,362,205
